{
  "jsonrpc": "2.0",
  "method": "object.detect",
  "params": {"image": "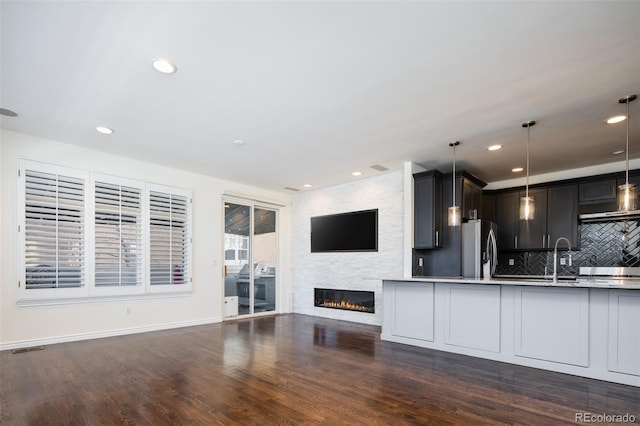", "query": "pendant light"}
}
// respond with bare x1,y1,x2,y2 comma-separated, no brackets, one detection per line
520,121,536,220
617,95,637,212
448,141,461,227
